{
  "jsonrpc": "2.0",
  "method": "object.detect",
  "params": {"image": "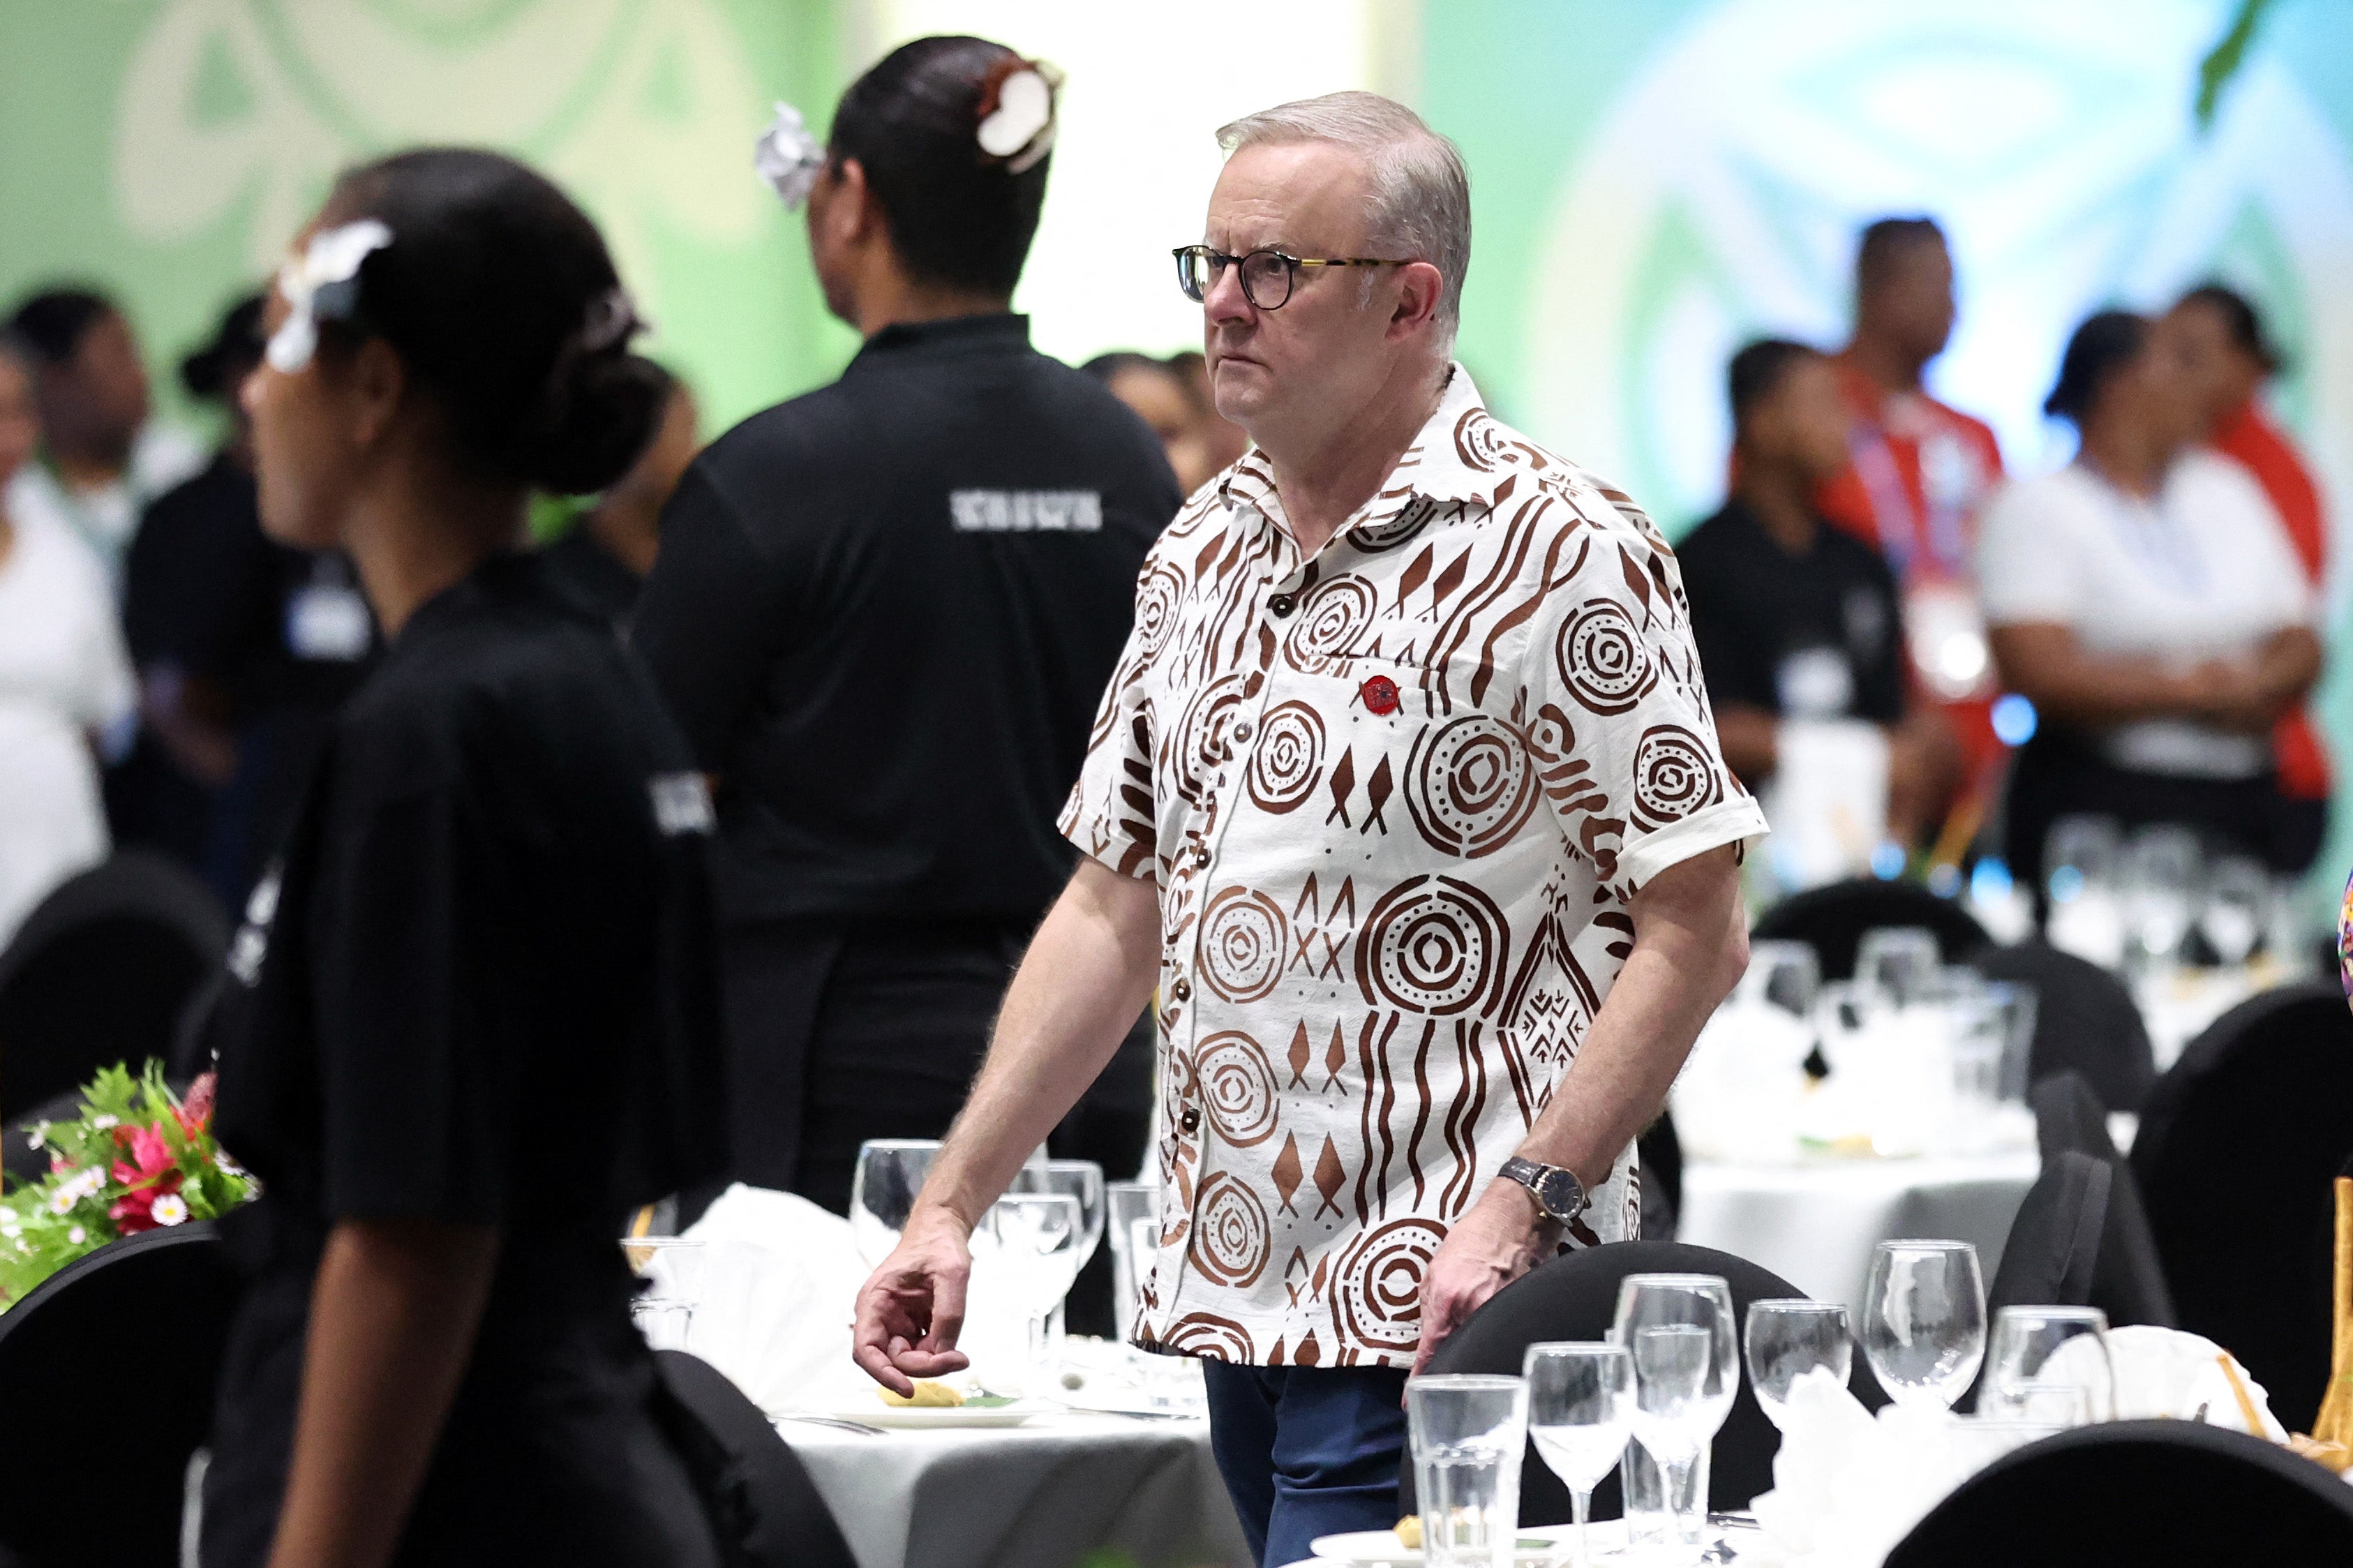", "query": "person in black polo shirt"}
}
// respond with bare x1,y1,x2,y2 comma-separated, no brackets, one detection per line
1680,338,1957,848
634,36,1181,1215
